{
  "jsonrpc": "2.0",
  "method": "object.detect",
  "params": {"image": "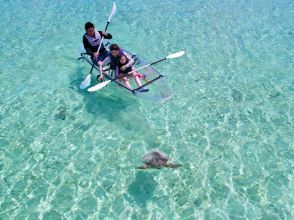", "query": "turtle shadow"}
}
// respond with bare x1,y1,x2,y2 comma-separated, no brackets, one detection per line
54,105,67,120
127,172,156,207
